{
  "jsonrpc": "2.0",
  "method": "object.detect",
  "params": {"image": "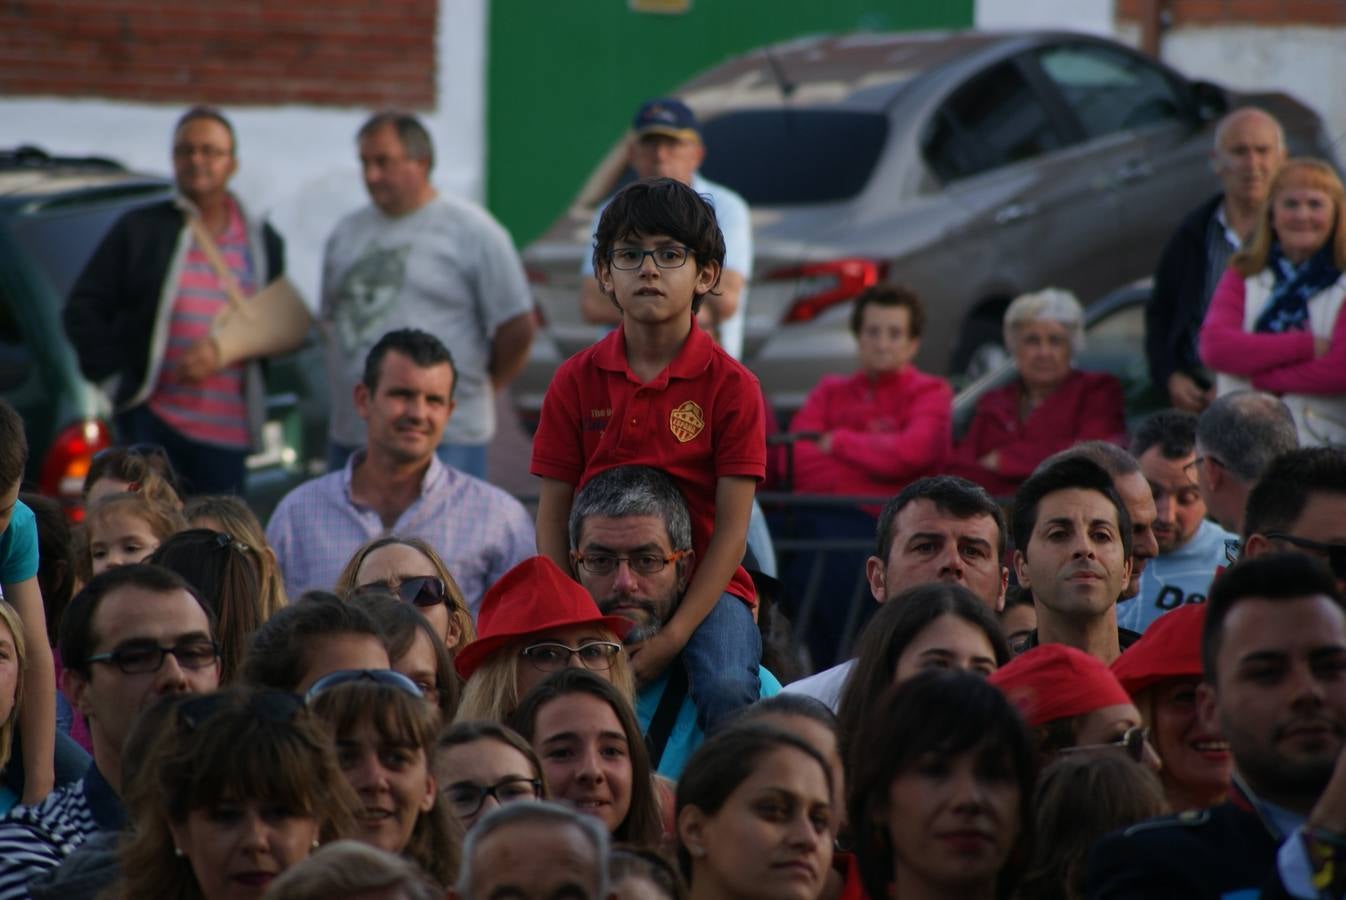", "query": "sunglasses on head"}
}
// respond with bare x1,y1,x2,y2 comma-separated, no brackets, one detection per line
1059,725,1151,764
304,668,426,704
354,575,448,609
